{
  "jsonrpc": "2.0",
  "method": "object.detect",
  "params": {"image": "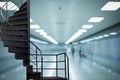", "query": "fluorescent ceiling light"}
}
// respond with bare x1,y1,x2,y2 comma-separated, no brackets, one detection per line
30,18,33,23
65,32,83,44
103,34,109,37
30,38,48,44
35,29,44,33
88,17,104,22
0,2,6,7
78,29,87,33
82,25,93,29
30,25,40,29
0,2,19,10
110,32,117,35
47,36,58,44
98,36,103,39
94,37,99,40
80,38,94,43
101,2,120,11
